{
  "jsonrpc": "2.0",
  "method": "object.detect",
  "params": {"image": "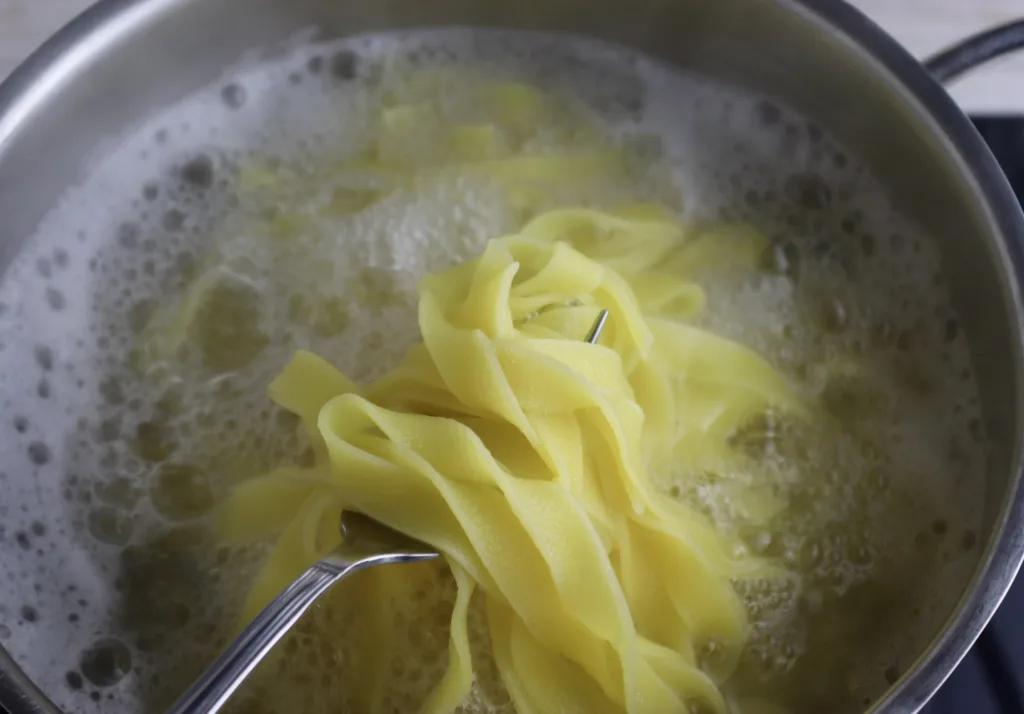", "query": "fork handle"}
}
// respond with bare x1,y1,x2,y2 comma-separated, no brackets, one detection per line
166,549,437,714
165,561,347,714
